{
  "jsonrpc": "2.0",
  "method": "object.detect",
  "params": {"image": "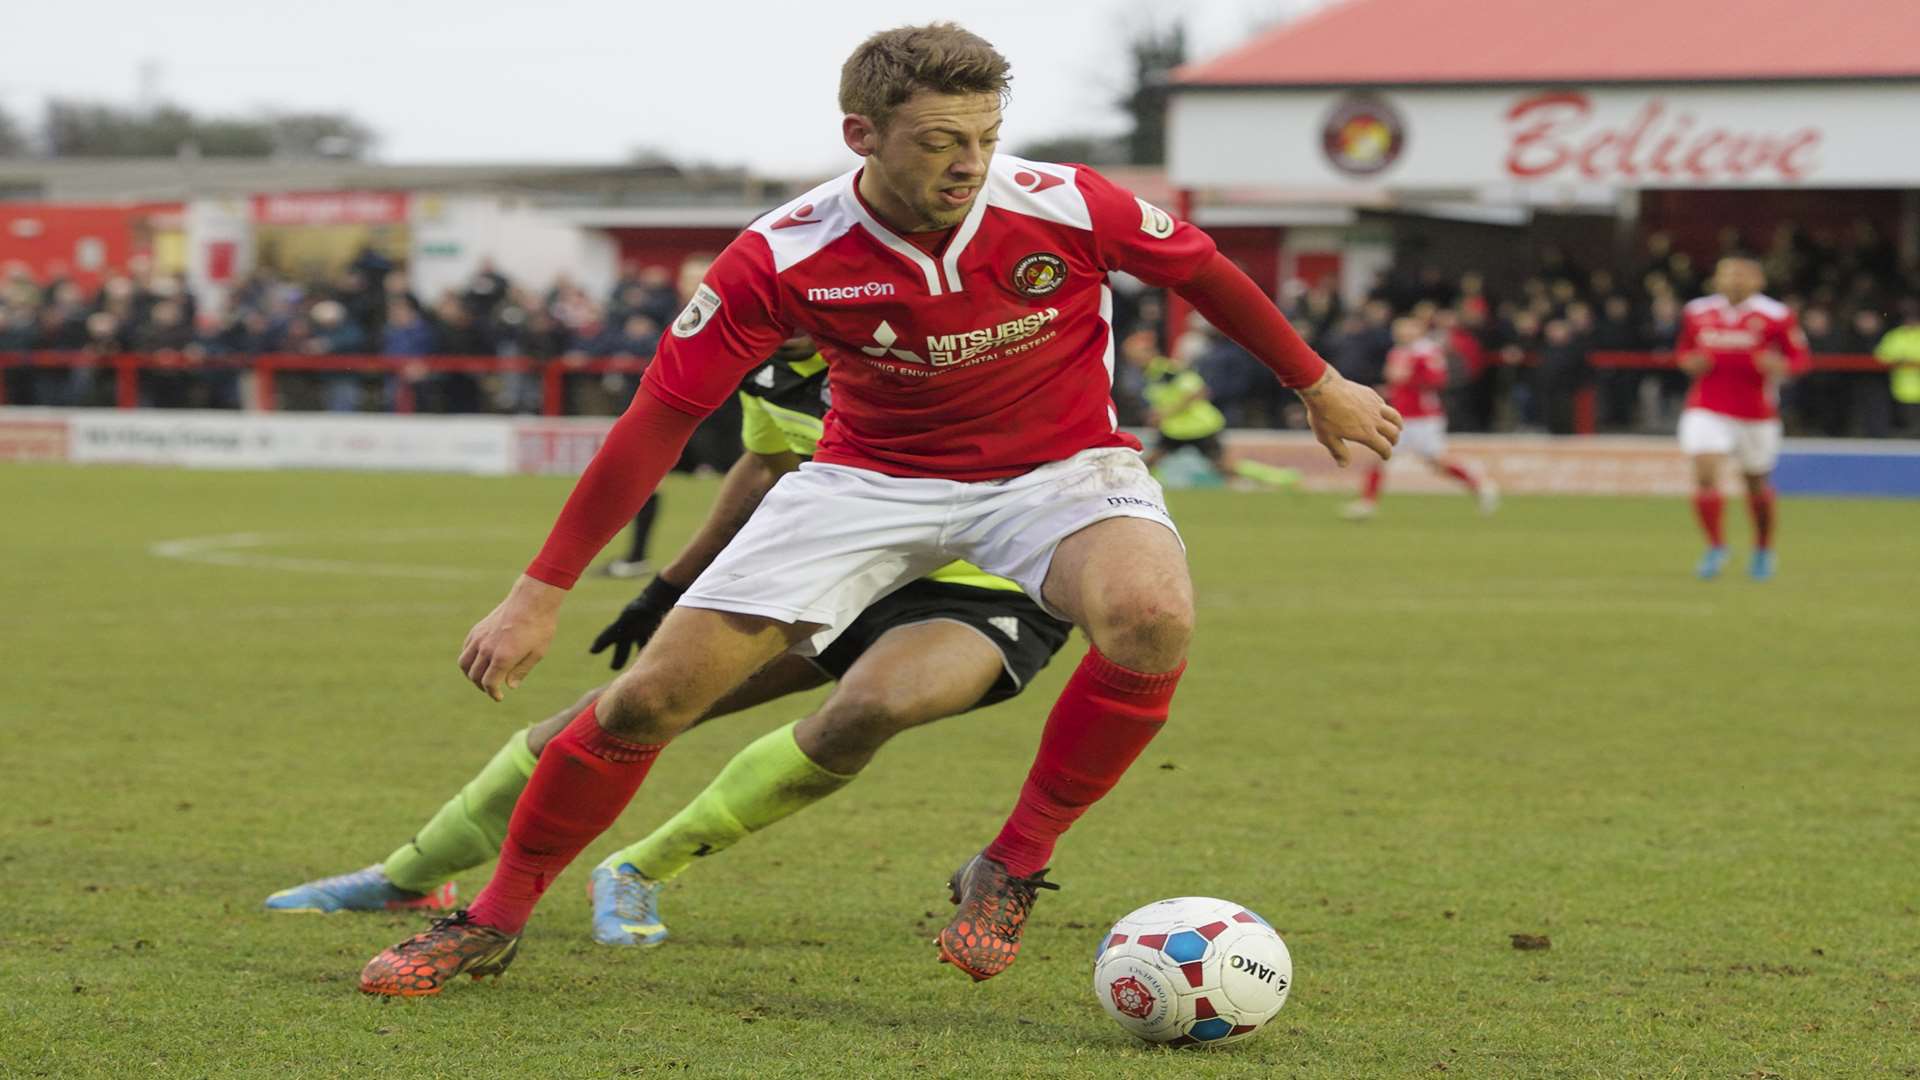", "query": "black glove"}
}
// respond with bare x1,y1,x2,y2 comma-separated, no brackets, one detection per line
589,576,686,670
